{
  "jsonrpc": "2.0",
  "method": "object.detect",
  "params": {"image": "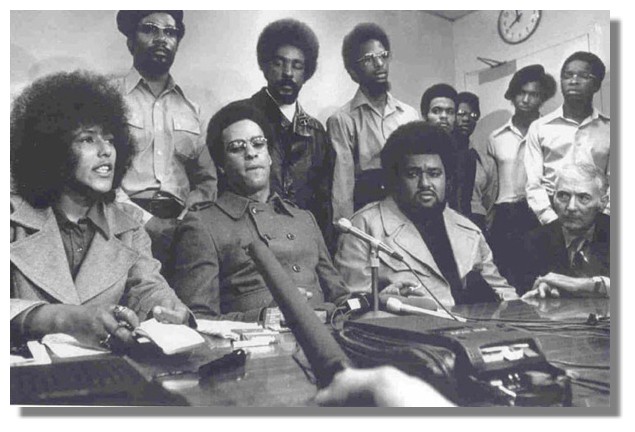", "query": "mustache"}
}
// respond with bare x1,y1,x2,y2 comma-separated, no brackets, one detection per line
150,44,173,54
275,79,299,89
